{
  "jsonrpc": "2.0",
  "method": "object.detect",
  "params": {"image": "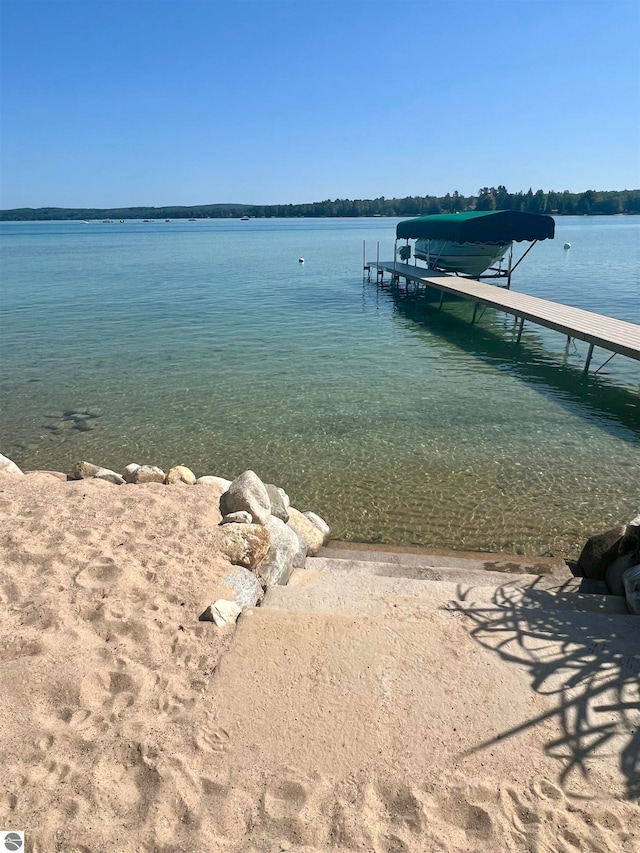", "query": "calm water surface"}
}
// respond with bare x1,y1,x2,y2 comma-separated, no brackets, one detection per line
1,216,638,556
